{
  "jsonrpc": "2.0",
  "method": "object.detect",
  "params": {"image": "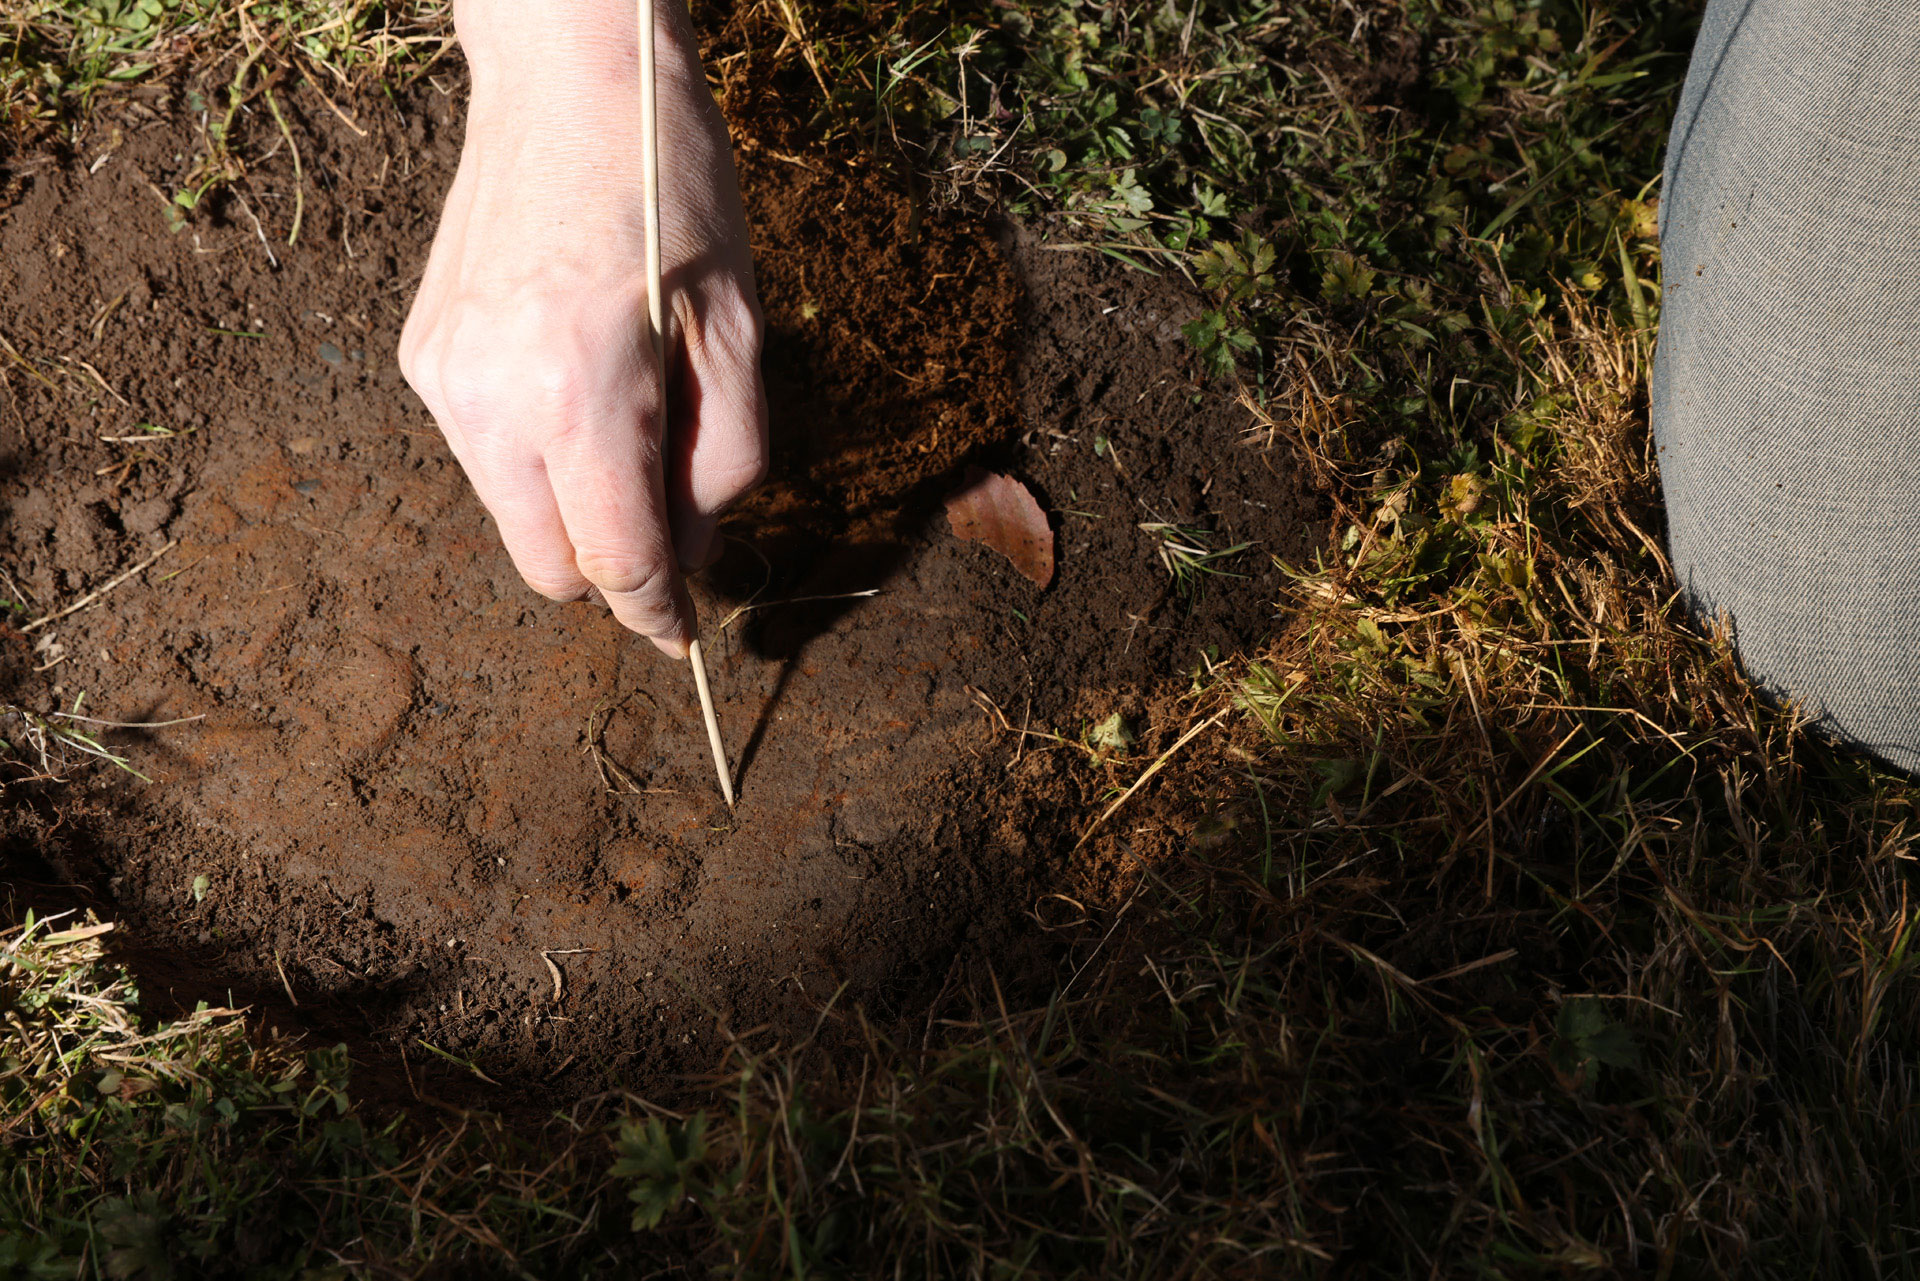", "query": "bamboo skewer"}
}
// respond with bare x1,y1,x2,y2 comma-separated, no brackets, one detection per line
641,0,735,808
688,638,732,806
